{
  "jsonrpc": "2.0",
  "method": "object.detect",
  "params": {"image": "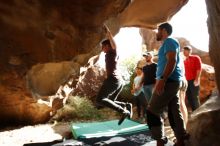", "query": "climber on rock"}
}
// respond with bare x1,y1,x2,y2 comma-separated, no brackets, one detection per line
96,24,132,125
